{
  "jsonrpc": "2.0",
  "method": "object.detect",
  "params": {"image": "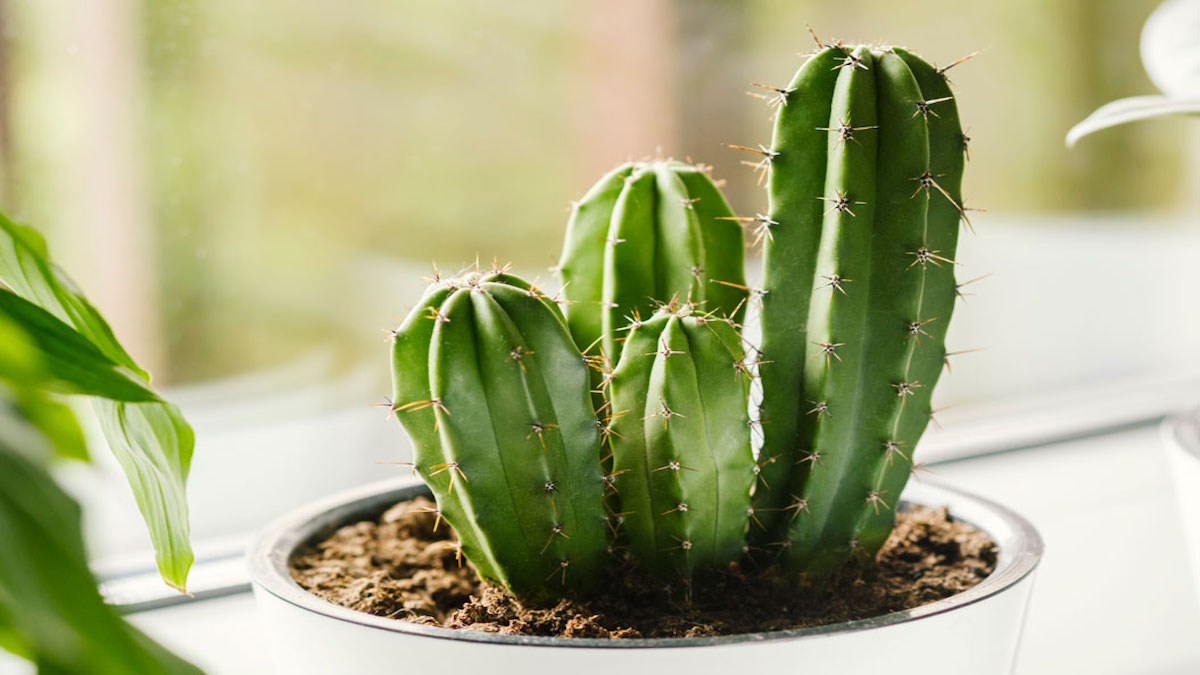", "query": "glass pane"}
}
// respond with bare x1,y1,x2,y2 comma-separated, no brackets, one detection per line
2,0,1195,556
